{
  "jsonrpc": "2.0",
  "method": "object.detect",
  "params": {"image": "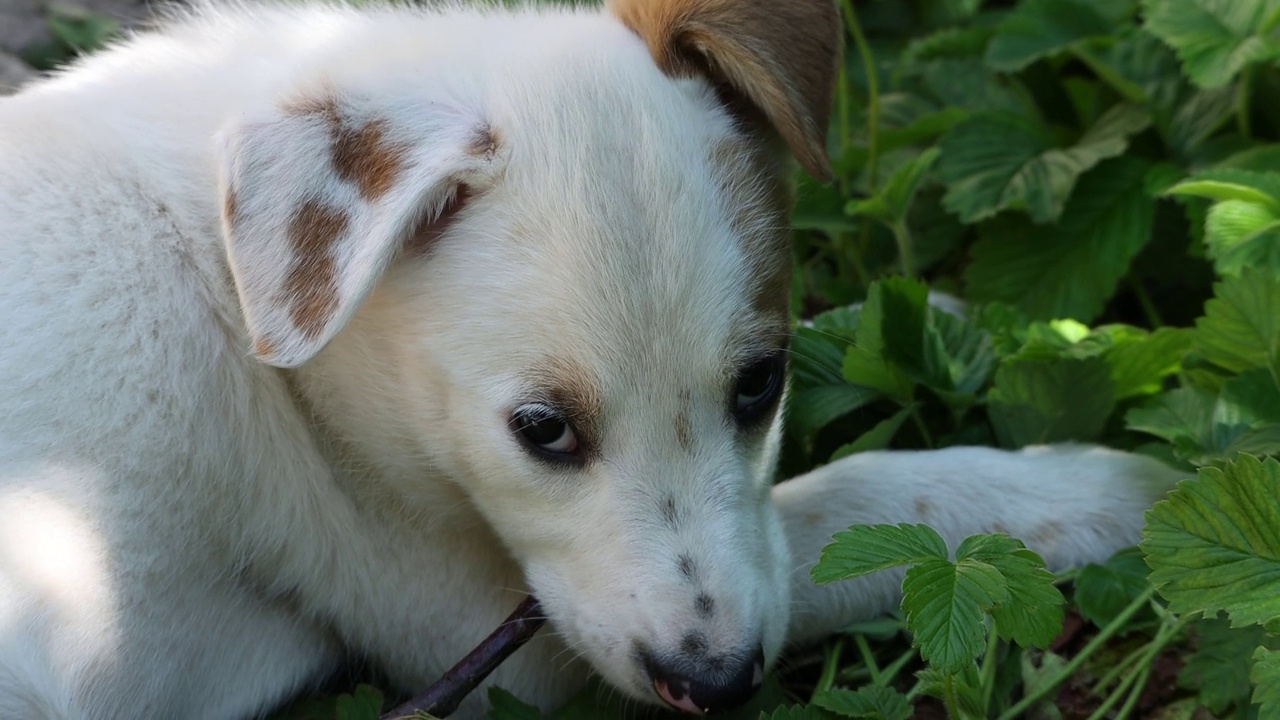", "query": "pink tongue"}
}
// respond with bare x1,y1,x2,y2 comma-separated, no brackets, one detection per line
654,678,705,715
